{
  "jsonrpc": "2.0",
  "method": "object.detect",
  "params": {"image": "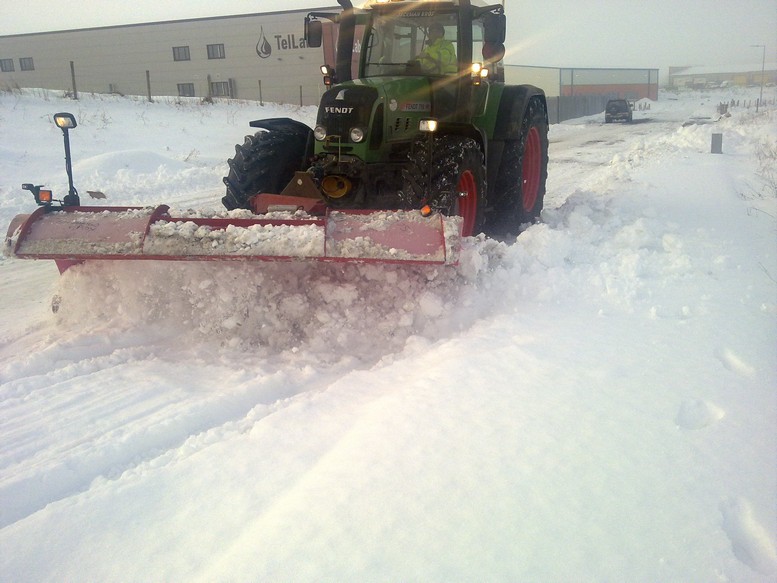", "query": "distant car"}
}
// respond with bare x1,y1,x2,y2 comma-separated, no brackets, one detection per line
605,99,633,123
